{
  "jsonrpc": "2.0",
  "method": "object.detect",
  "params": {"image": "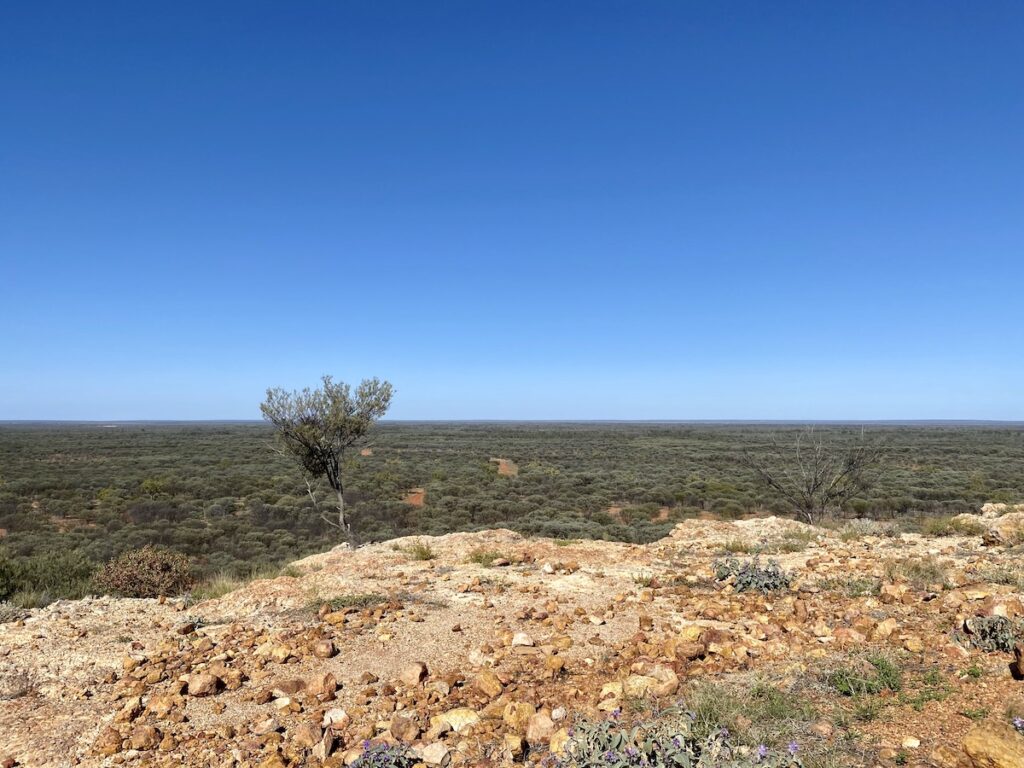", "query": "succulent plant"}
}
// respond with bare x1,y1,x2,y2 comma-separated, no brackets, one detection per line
714,557,791,593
